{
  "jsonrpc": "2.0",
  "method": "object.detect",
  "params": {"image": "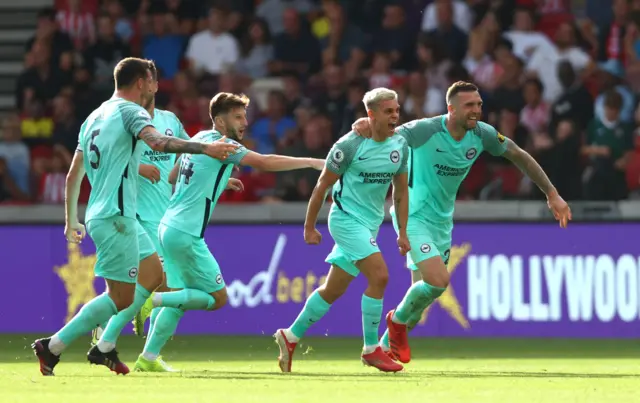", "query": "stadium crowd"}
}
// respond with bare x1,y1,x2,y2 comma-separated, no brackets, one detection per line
3,0,640,204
